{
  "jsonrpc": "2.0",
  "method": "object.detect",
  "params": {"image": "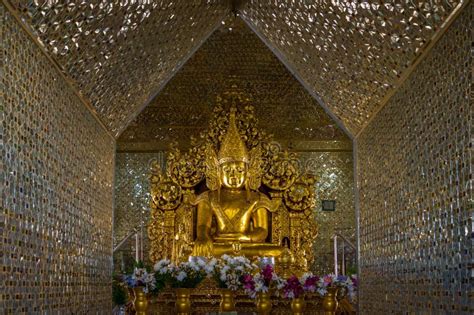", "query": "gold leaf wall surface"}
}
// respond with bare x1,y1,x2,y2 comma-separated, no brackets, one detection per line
8,0,229,136
2,6,115,313
357,4,472,313
118,18,348,149
240,0,464,134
